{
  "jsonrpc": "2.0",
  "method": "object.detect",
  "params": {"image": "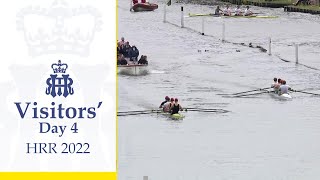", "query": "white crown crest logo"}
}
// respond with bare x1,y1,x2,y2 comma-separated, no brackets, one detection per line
16,0,102,56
